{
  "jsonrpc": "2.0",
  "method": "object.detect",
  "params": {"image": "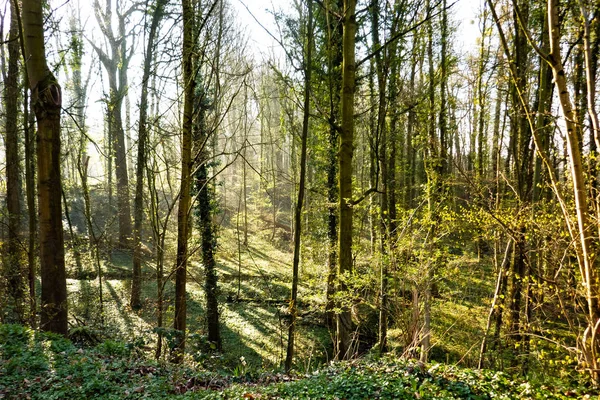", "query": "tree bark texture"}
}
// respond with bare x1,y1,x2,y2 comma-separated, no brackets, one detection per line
325,0,342,332
336,0,357,361
172,0,195,363
286,0,313,372
4,0,24,322
22,0,68,335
